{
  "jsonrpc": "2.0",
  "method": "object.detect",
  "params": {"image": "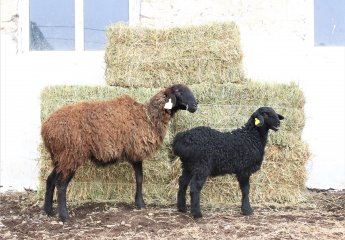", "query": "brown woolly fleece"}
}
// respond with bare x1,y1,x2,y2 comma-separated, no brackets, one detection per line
41,88,173,179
